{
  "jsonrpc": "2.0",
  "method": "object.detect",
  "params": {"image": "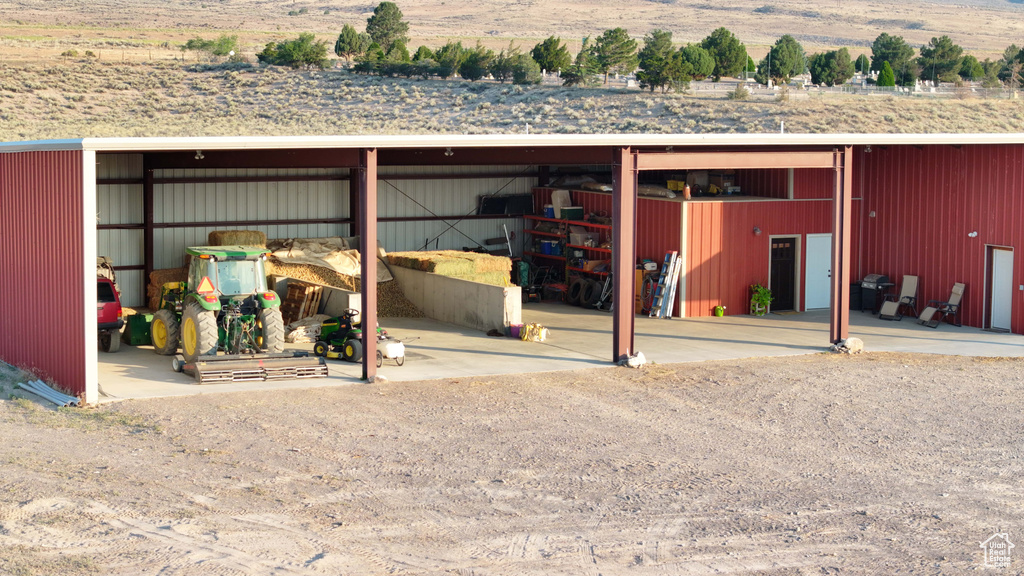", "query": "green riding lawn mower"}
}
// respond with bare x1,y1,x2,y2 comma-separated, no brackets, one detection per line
150,246,327,383
314,308,406,367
